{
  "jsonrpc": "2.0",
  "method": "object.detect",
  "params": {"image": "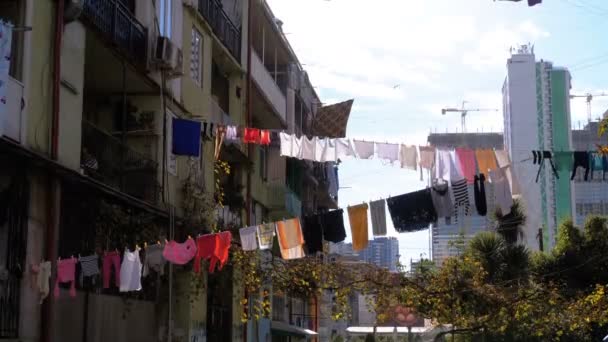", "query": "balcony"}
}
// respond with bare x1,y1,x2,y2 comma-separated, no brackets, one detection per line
198,0,242,61
81,0,148,67
81,121,159,203
268,184,302,218
251,50,287,124
1,77,24,143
